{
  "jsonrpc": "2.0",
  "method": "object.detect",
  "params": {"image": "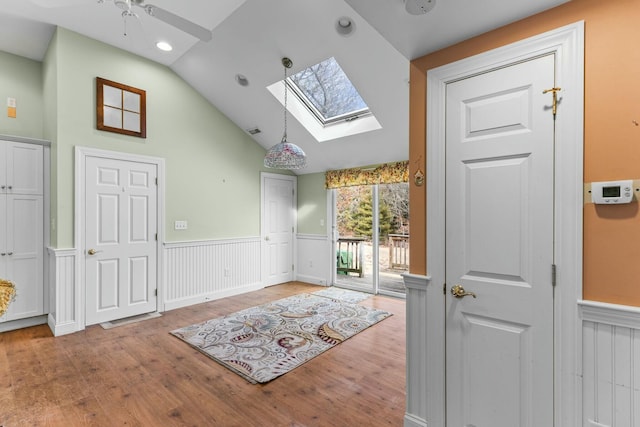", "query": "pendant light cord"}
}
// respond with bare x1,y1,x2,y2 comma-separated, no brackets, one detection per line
283,61,288,141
